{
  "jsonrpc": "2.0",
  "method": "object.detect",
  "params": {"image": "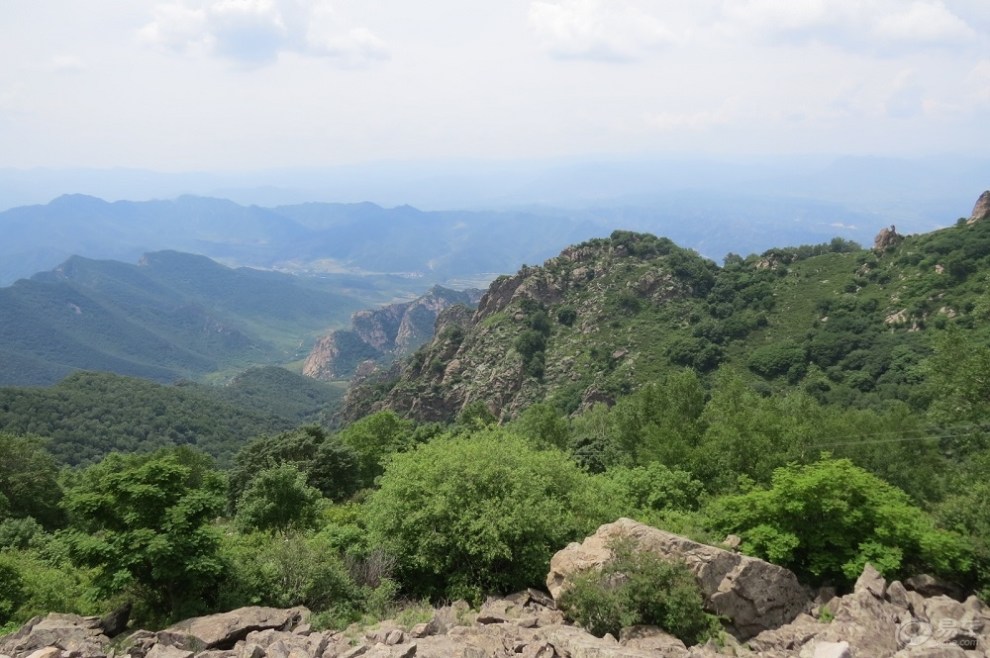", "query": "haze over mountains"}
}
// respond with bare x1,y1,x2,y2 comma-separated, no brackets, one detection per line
4,154,987,289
